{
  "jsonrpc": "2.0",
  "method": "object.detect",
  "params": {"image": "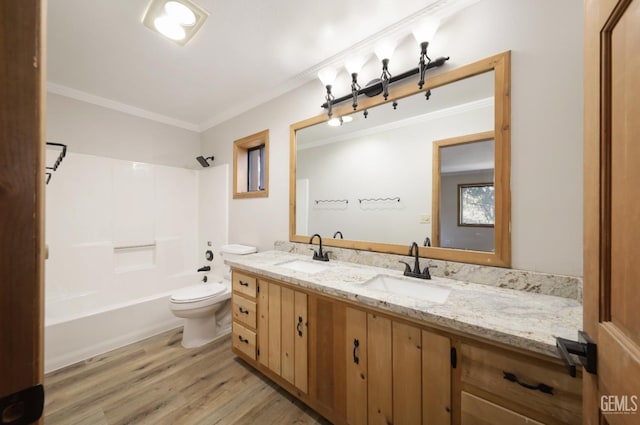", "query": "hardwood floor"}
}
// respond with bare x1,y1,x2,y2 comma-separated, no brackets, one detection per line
44,328,331,425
